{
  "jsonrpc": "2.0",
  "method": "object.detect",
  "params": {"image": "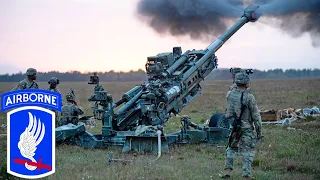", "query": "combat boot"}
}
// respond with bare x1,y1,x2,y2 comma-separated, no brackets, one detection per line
243,176,255,179
221,168,232,179
221,174,231,179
